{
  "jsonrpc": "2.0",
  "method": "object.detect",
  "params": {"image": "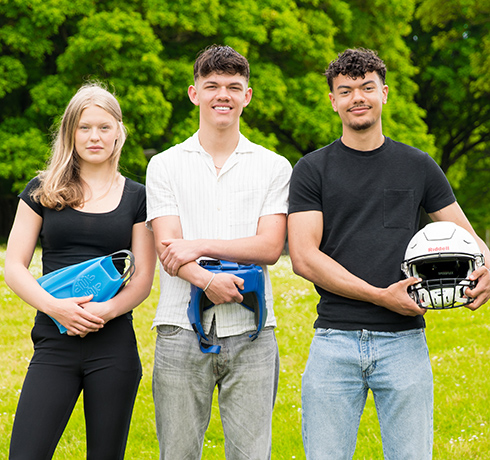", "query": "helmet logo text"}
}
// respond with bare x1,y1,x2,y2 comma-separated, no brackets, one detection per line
428,246,450,252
